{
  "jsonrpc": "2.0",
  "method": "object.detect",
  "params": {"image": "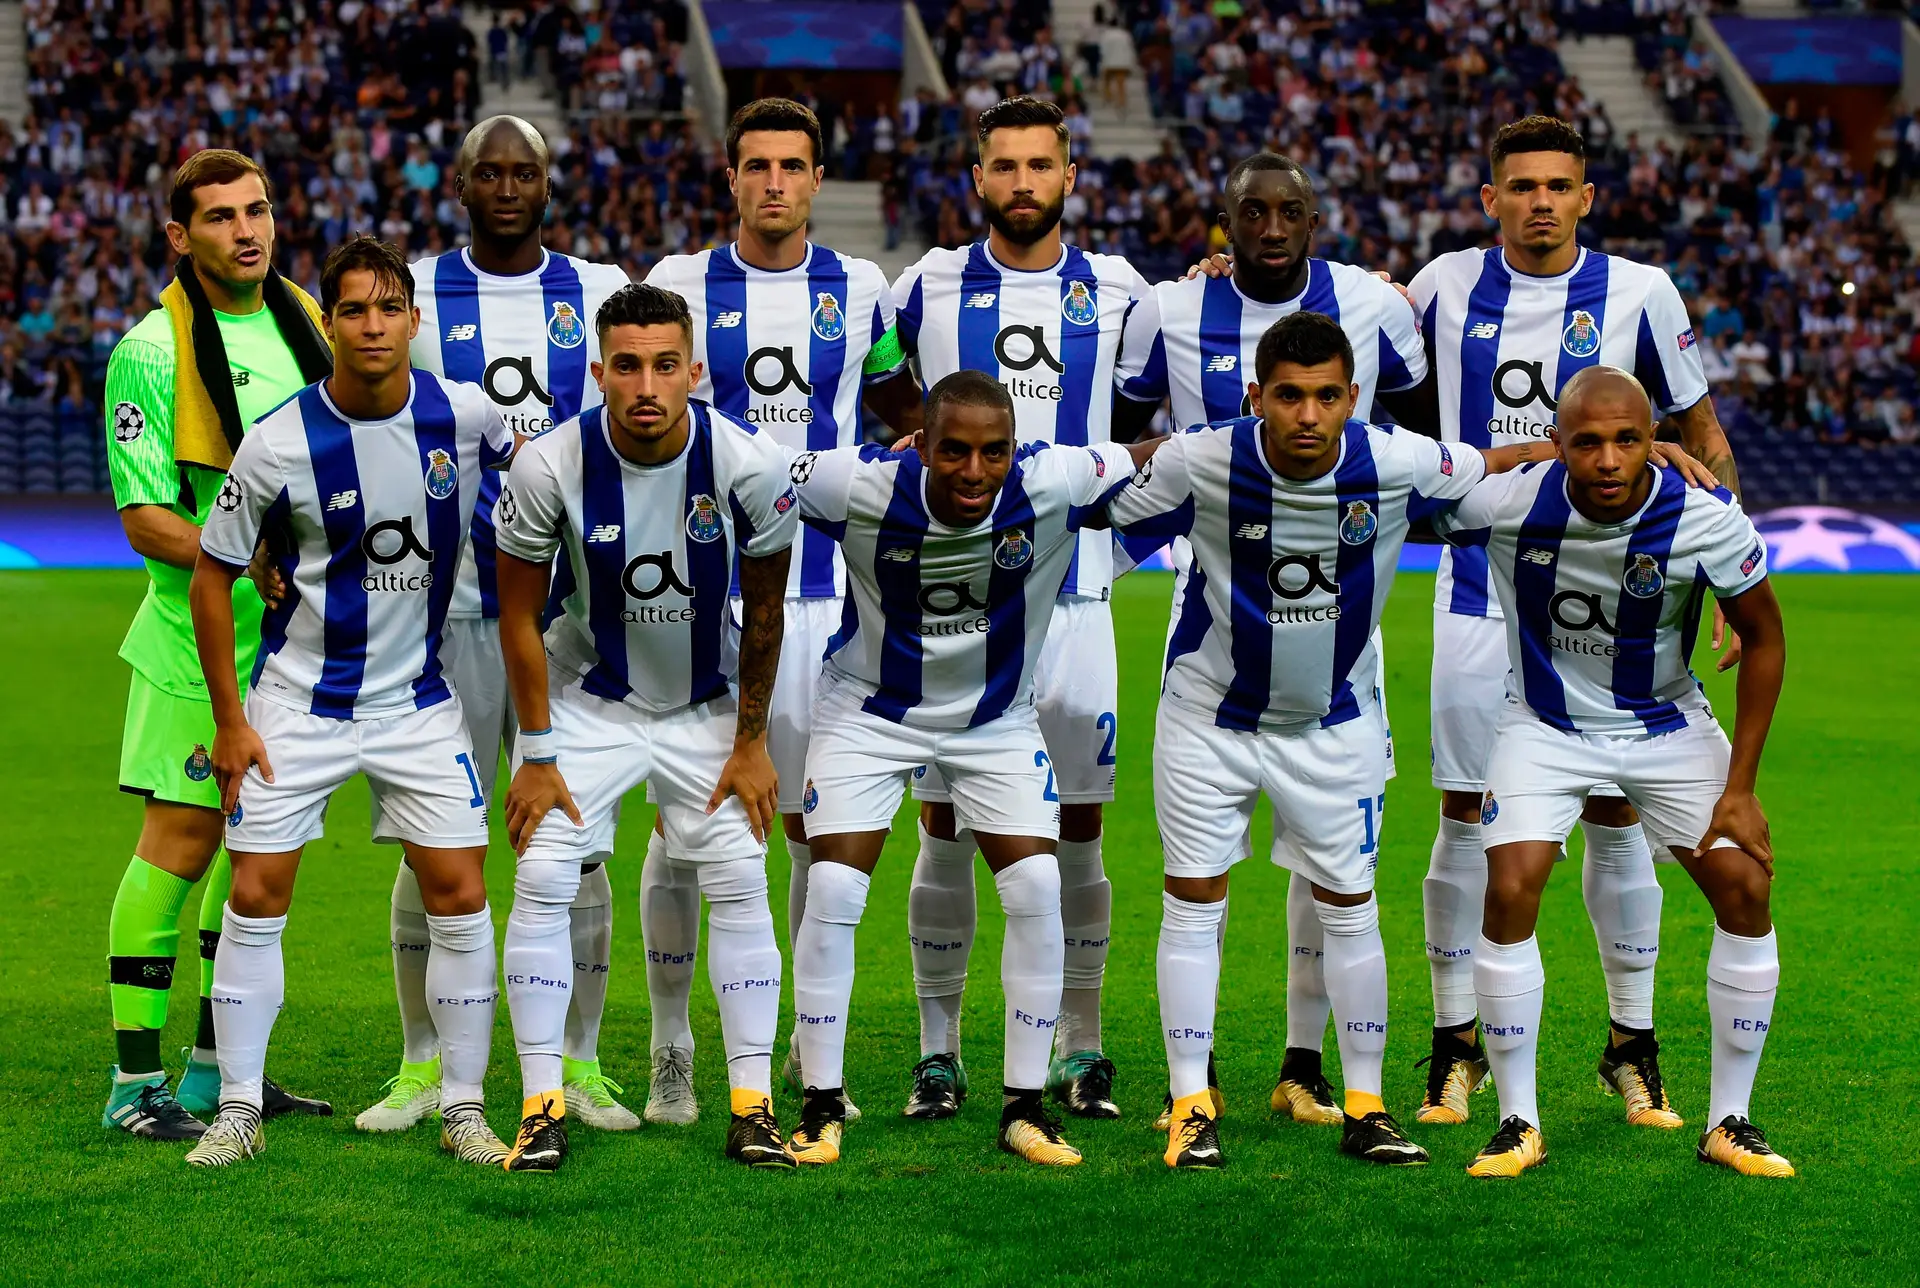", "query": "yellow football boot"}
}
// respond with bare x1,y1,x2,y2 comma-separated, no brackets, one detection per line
1467,1115,1547,1178
1698,1116,1795,1178
999,1094,1082,1166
